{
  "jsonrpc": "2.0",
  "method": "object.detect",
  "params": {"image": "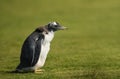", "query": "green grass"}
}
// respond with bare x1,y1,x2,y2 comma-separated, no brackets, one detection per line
0,0,120,79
